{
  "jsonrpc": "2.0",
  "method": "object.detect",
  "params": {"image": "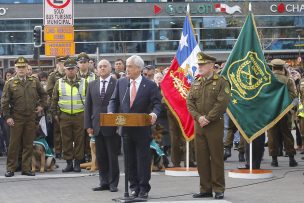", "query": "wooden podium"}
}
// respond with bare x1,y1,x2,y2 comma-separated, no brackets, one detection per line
100,113,151,127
